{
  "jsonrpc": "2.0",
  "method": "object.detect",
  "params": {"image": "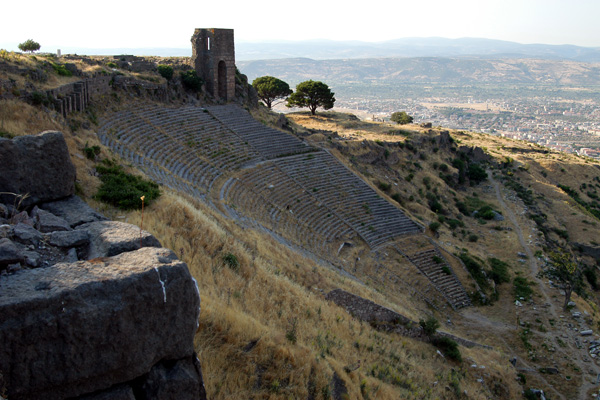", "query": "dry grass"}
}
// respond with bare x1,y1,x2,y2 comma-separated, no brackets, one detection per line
119,192,522,399
0,99,64,136
10,91,594,398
